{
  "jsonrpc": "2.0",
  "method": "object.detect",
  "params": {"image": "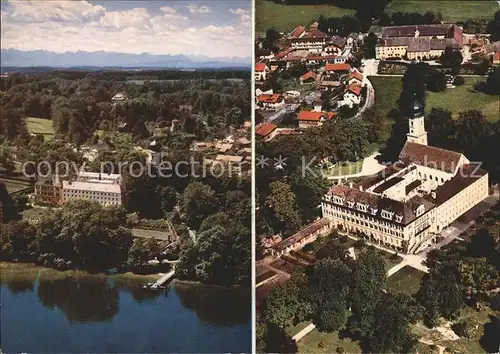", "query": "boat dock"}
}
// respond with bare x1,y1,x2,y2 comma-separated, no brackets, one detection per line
142,269,175,290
